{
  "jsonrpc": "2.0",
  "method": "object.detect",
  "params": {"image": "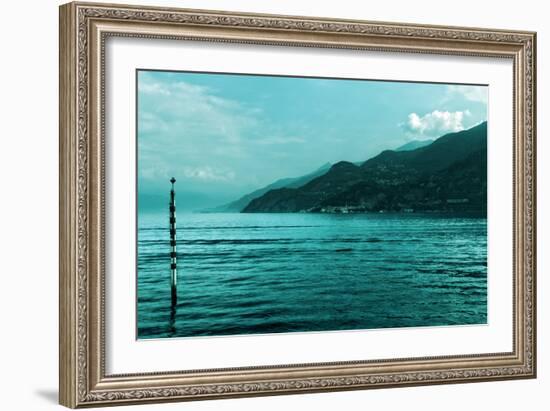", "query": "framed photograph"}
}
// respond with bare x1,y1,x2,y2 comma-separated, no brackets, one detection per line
59,2,537,408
